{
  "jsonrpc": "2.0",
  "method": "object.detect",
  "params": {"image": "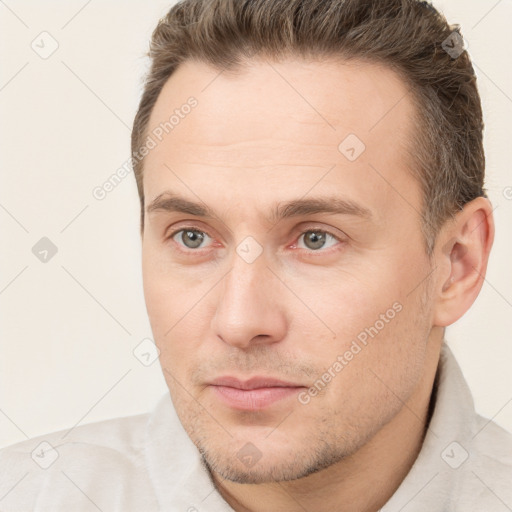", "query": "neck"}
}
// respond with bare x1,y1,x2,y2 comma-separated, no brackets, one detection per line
210,335,442,512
